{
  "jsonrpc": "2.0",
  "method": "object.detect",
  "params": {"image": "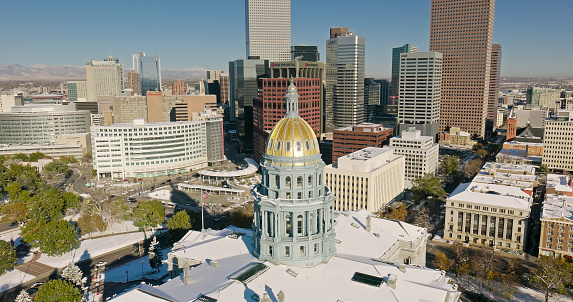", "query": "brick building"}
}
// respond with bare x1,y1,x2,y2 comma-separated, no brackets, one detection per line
332,123,393,162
